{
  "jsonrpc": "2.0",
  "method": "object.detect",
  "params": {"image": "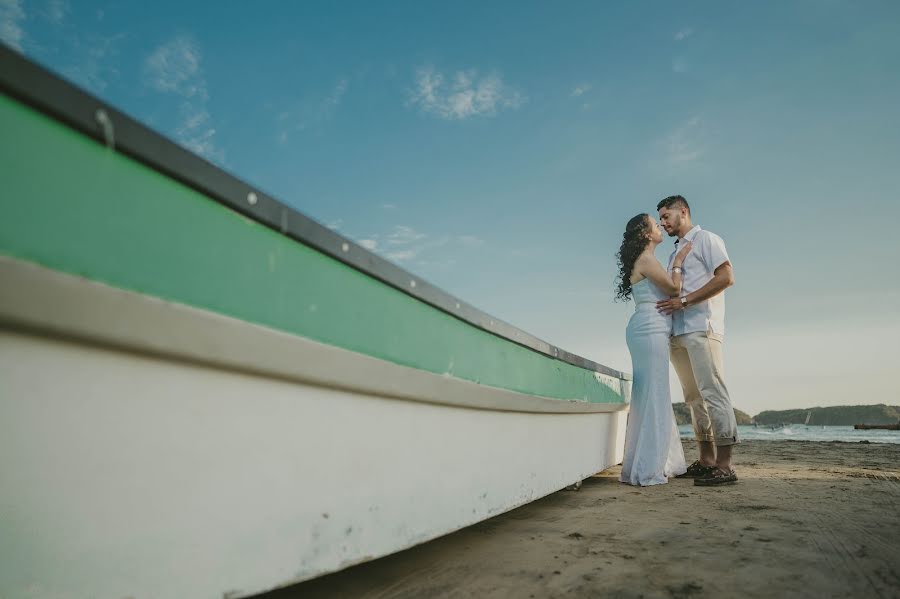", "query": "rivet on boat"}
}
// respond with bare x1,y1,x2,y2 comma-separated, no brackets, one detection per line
455,303,461,309
94,109,115,149
410,280,416,288
341,243,349,252
247,192,258,205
